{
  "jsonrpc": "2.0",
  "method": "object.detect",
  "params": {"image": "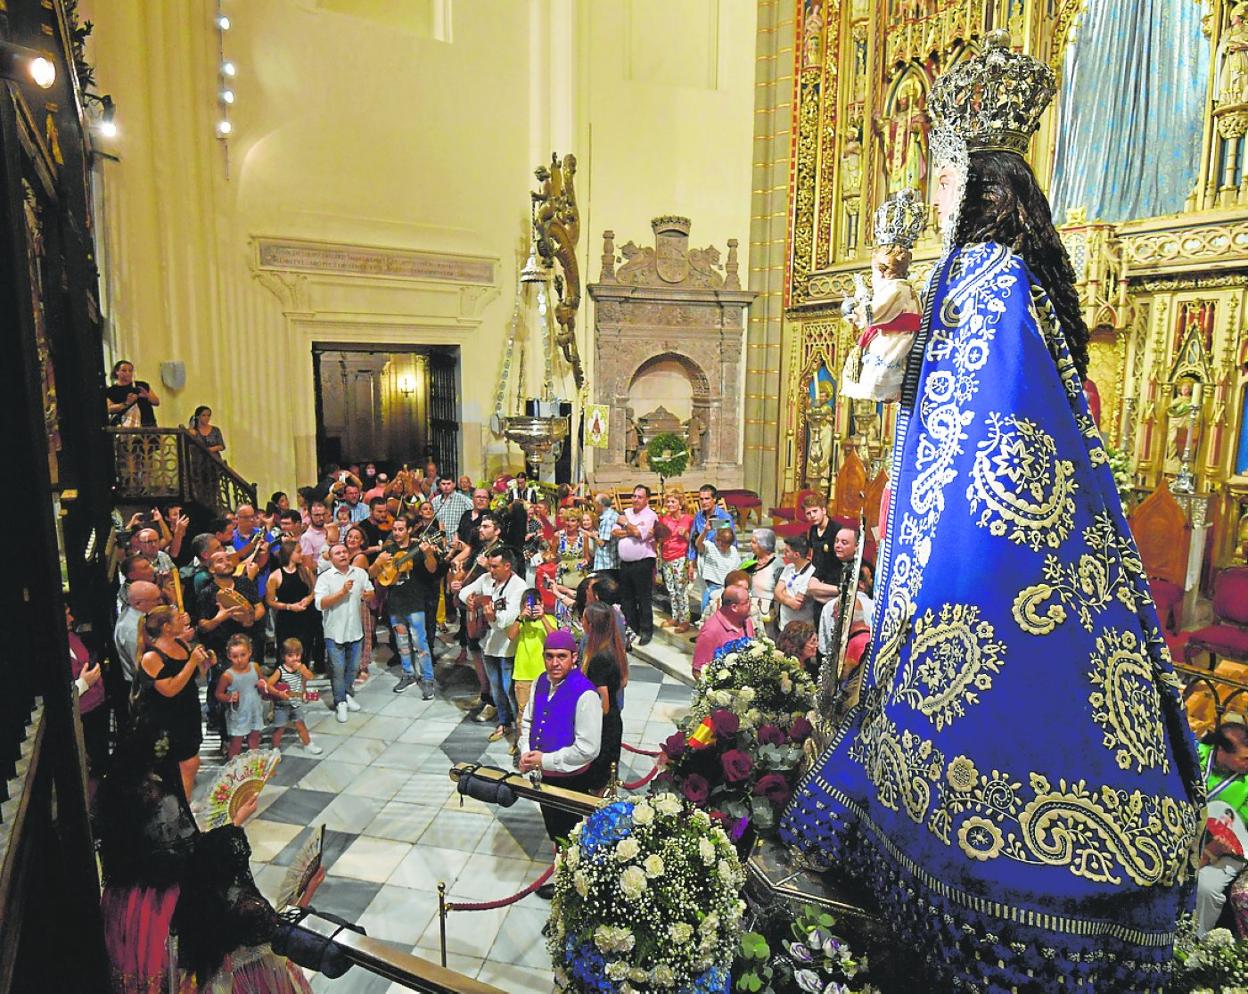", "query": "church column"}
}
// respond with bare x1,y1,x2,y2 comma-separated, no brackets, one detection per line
743,0,796,506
